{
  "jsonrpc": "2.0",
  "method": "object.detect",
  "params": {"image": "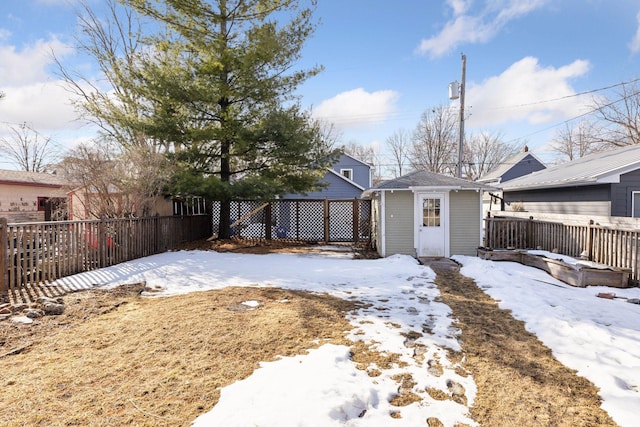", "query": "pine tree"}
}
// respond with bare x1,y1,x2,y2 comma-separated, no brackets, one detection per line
67,0,335,238
123,0,337,238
